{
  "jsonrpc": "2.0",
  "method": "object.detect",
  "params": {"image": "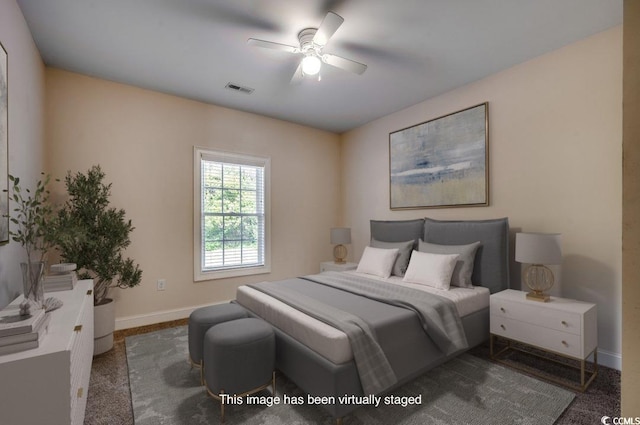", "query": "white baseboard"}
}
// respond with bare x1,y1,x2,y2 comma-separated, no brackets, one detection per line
115,299,233,331
596,348,621,371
